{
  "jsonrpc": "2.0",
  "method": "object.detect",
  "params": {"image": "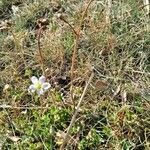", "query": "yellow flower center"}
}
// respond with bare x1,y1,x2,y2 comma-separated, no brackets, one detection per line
35,82,42,89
